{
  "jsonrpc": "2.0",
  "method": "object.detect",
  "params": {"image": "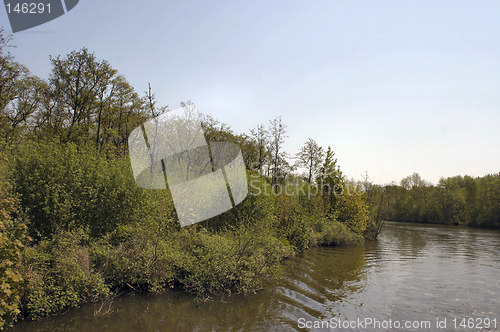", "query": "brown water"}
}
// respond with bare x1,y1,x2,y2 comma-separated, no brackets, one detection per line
10,222,500,331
